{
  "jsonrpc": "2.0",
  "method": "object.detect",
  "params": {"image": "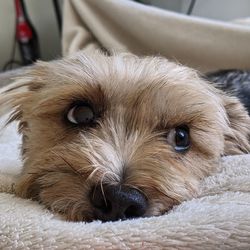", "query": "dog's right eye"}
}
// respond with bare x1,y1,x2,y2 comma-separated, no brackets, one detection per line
67,104,95,125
